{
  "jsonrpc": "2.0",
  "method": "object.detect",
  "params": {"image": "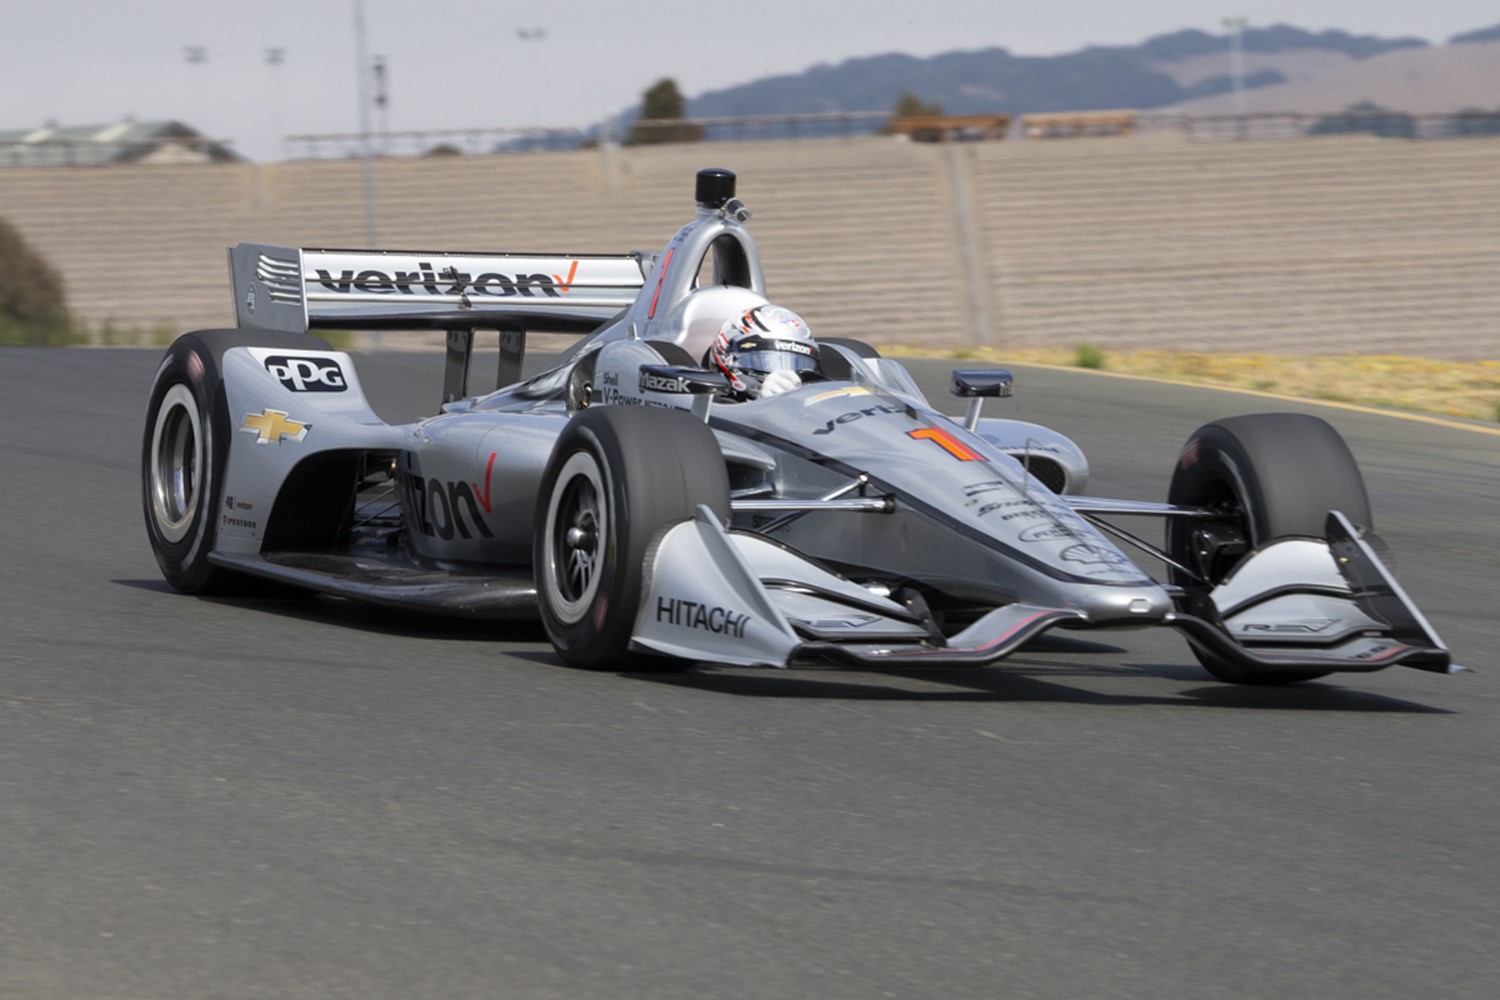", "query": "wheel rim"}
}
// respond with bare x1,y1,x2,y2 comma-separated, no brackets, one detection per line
149,384,204,544
543,451,607,625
